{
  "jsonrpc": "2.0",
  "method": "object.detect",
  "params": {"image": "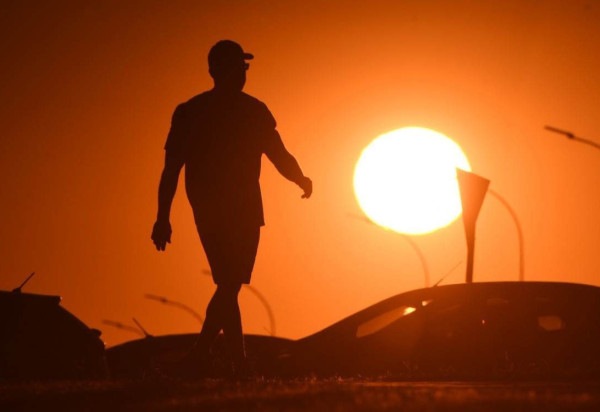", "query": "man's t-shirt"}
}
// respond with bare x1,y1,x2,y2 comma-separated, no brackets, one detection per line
165,90,297,229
